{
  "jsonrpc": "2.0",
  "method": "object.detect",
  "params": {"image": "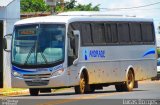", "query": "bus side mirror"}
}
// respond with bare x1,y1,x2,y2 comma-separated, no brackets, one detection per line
72,30,80,65
73,59,78,65
3,34,12,52
73,30,80,37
